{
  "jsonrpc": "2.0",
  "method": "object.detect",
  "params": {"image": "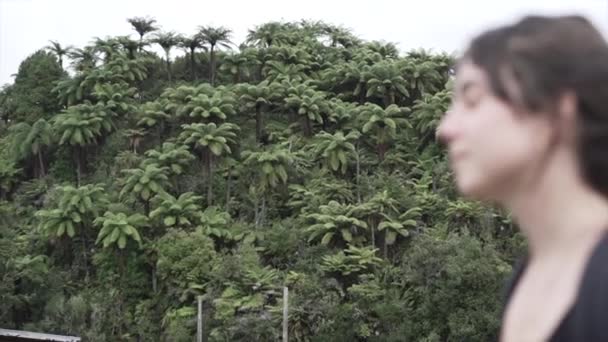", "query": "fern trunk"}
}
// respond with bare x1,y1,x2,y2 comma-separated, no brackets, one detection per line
206,152,214,207
37,150,46,178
